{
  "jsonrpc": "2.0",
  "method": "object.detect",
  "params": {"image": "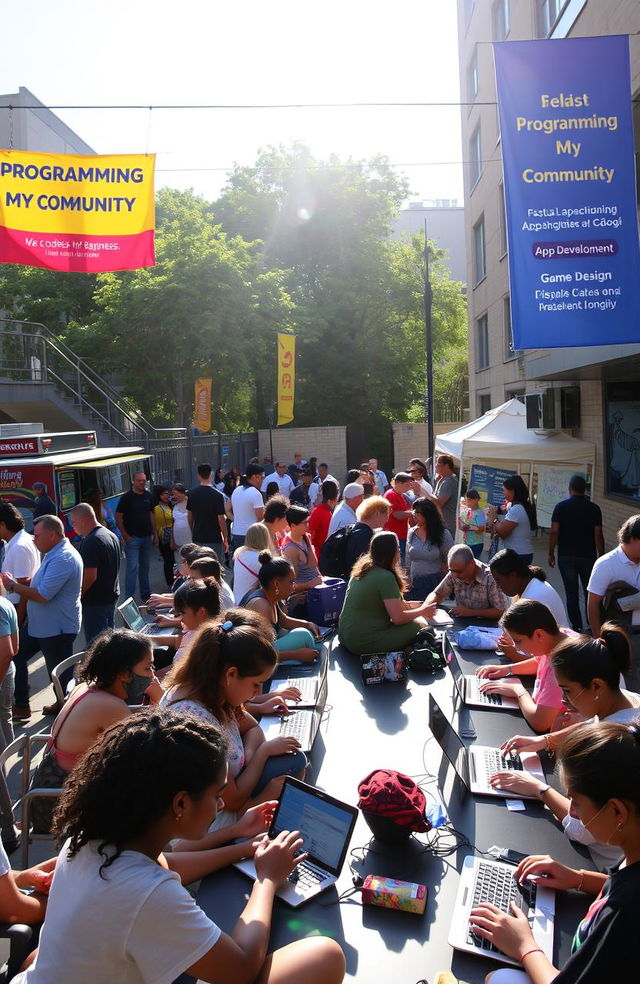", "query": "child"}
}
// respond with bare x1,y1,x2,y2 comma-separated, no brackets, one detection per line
458,488,486,559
